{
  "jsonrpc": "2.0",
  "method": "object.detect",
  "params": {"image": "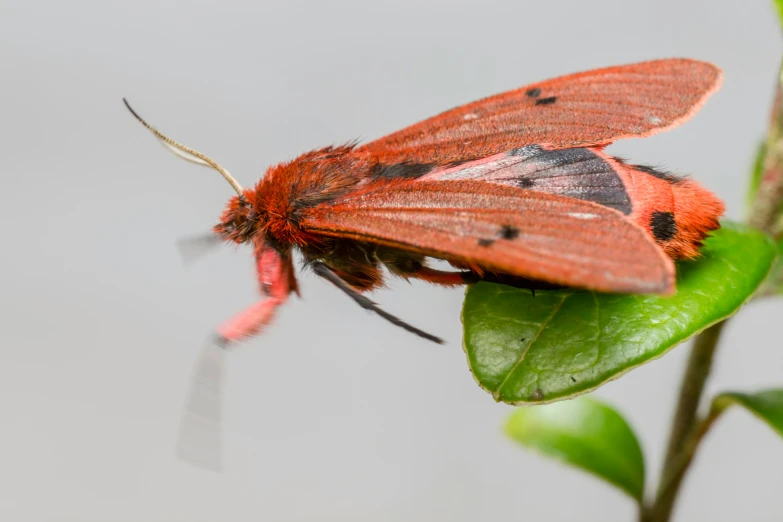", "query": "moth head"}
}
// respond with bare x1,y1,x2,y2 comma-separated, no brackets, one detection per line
214,194,262,244
123,99,262,245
